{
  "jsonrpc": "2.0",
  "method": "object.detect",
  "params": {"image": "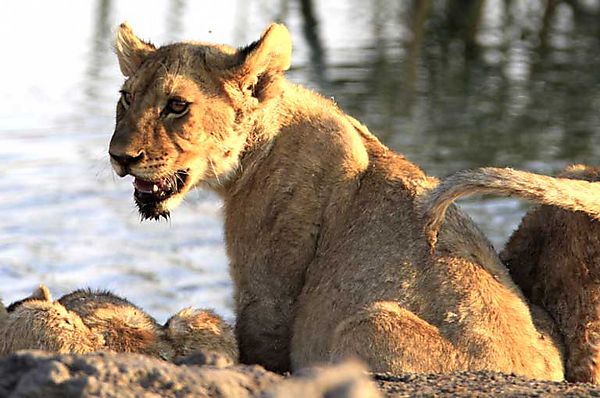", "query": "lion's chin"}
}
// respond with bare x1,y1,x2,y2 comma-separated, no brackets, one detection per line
132,170,190,221
135,193,186,221
135,197,171,221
